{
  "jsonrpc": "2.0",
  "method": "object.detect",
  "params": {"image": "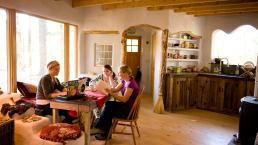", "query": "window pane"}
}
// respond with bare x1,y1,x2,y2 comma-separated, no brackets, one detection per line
16,13,65,87
0,10,7,92
132,39,138,45
127,46,131,52
107,45,112,51
96,59,103,66
69,25,76,80
96,52,104,59
96,45,104,51
127,39,131,45
132,46,138,52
